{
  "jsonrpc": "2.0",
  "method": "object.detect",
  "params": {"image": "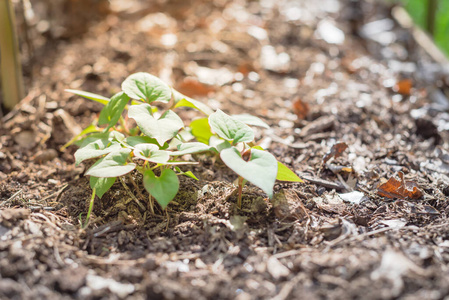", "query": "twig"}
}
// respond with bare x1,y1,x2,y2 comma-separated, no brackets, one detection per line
326,226,394,248
53,246,65,267
127,174,145,199
336,173,352,191
272,273,304,300
0,189,23,207
41,183,69,203
119,177,145,210
301,176,345,190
